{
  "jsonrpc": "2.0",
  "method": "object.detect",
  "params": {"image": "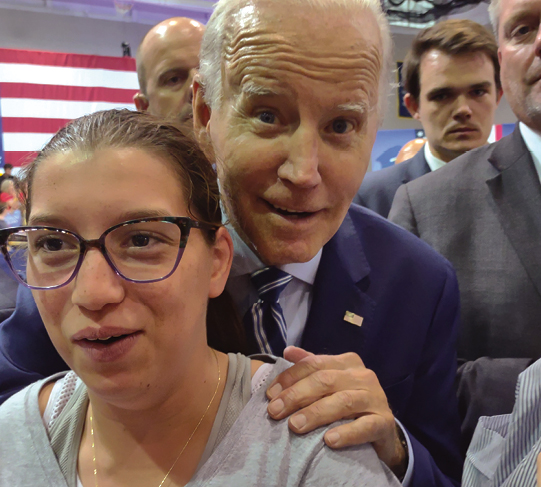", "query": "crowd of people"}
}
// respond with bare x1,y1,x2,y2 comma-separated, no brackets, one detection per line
0,0,540,485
